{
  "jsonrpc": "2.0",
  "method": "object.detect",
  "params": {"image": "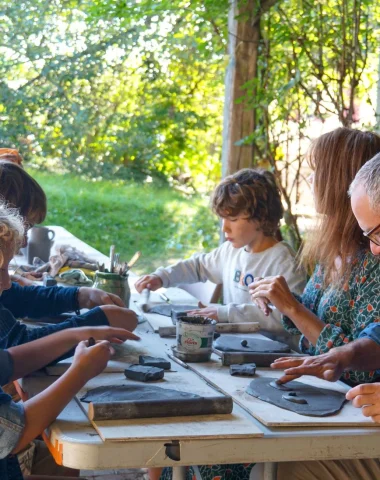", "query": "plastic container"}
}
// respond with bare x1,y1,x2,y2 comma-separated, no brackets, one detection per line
92,271,130,307
176,316,216,362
